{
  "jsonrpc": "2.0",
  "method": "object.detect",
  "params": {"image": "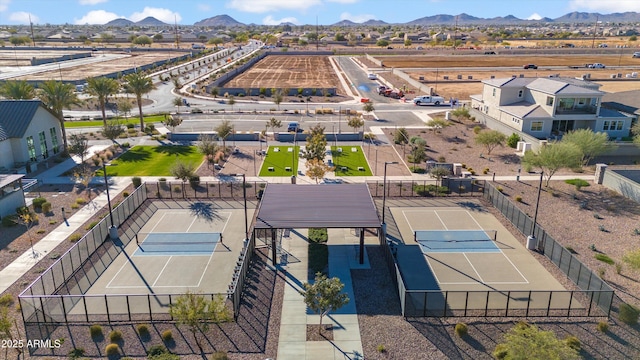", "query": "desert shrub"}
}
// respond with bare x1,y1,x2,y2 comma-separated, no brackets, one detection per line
75,198,87,205
137,324,150,338
32,197,47,210
565,178,590,191
132,176,142,188
473,125,482,134
595,253,615,265
211,351,229,360
161,329,173,342
437,156,446,163
89,324,103,340
308,228,328,243
71,203,79,210
515,196,522,202
622,249,640,270
493,343,508,359
619,303,640,325
173,185,182,193
69,233,82,242
85,221,99,230
68,348,85,359
0,294,14,306
41,202,52,213
126,123,134,129
413,184,448,196
105,343,119,356
565,246,577,254
376,344,386,353
615,262,623,274
497,186,503,192
109,329,123,343
455,322,468,337
189,175,200,188
506,133,521,148
147,344,169,356
122,191,129,197
2,215,17,227
596,321,609,333
564,335,581,351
